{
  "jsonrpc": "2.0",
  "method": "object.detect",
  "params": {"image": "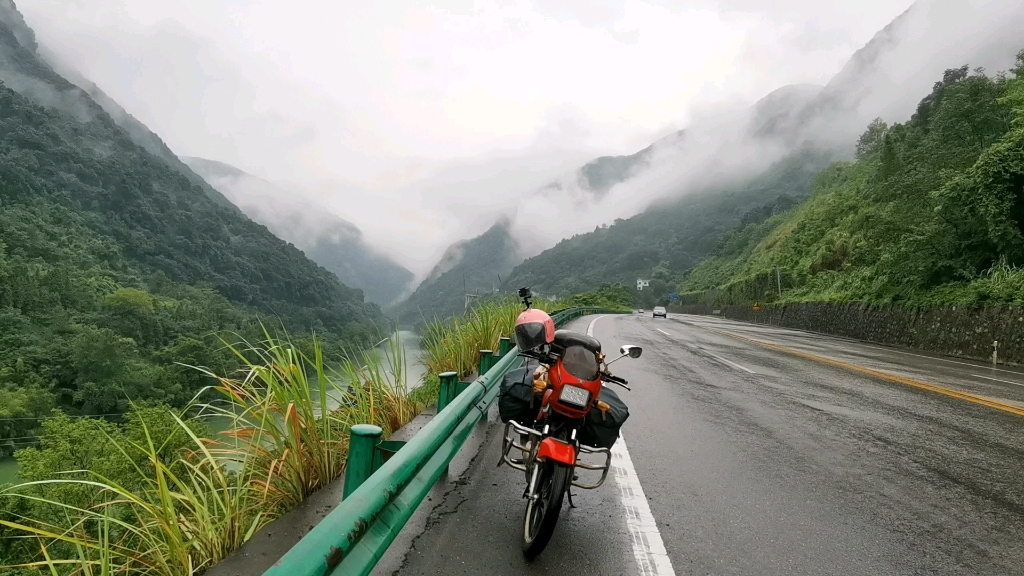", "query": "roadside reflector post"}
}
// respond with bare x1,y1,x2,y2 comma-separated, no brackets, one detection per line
438,371,458,411
993,340,999,366
479,349,494,376
344,424,383,499
498,337,512,358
